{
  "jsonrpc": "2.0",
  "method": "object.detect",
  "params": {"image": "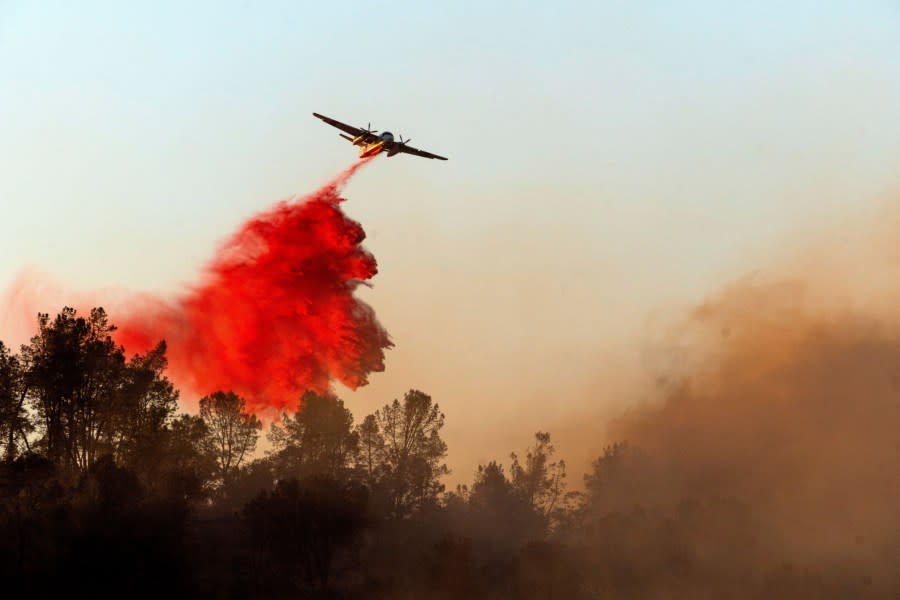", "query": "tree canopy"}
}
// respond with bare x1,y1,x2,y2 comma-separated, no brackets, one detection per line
0,306,894,599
